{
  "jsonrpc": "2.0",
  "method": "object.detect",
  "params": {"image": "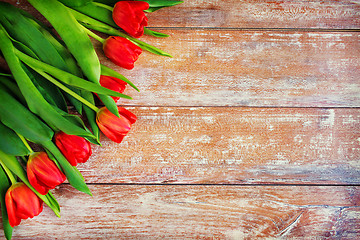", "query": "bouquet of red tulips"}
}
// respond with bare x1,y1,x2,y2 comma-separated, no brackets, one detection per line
0,0,182,239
